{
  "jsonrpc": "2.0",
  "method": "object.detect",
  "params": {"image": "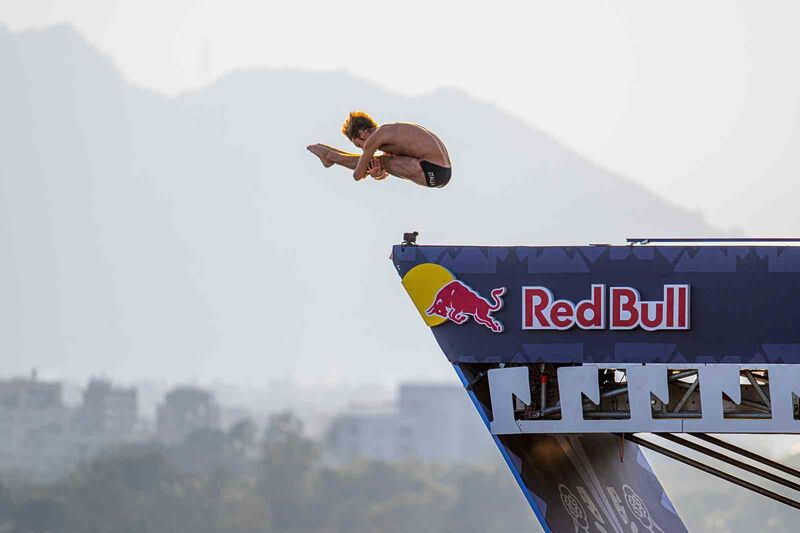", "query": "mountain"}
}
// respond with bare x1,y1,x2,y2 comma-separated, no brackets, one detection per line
0,23,725,384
